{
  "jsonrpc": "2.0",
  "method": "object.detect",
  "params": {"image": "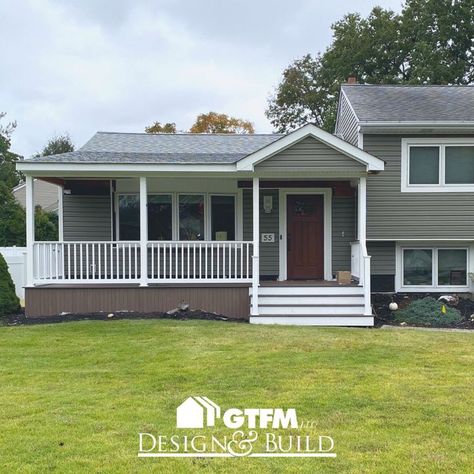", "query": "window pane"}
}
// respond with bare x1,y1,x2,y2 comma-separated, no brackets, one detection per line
403,249,433,285
445,146,474,184
211,196,235,240
438,249,467,285
179,195,204,240
409,147,439,184
119,195,139,240
148,195,172,240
